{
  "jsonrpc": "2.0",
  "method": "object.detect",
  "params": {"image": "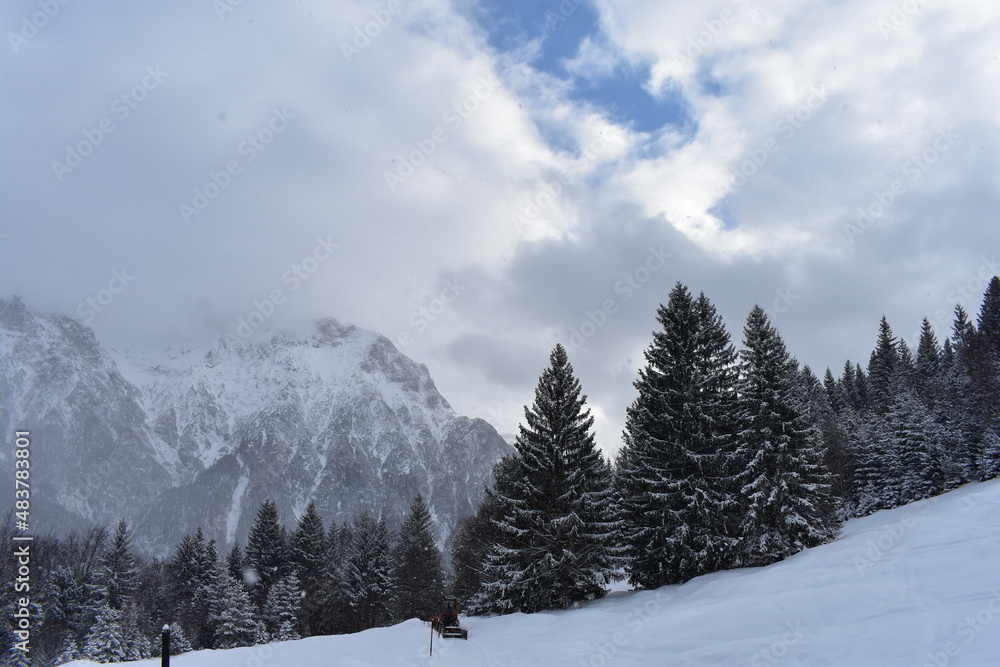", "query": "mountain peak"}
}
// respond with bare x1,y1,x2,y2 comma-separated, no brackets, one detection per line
2,296,510,554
